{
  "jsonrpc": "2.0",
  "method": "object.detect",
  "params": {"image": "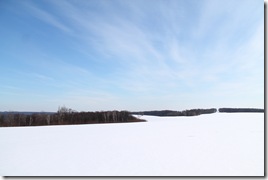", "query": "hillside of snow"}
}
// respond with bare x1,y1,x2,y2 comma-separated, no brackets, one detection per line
0,113,264,176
